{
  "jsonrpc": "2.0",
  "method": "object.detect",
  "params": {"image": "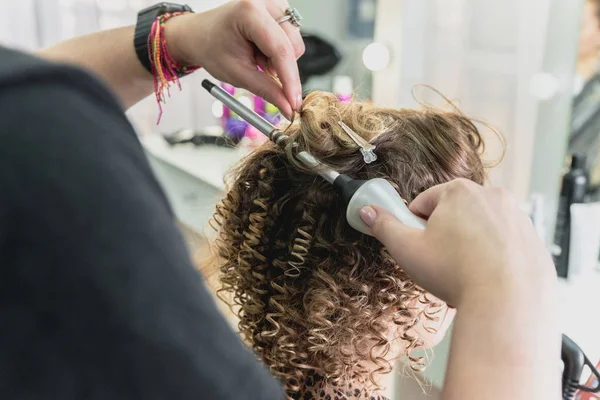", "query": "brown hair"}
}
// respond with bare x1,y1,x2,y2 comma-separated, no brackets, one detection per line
209,91,490,398
591,0,600,24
